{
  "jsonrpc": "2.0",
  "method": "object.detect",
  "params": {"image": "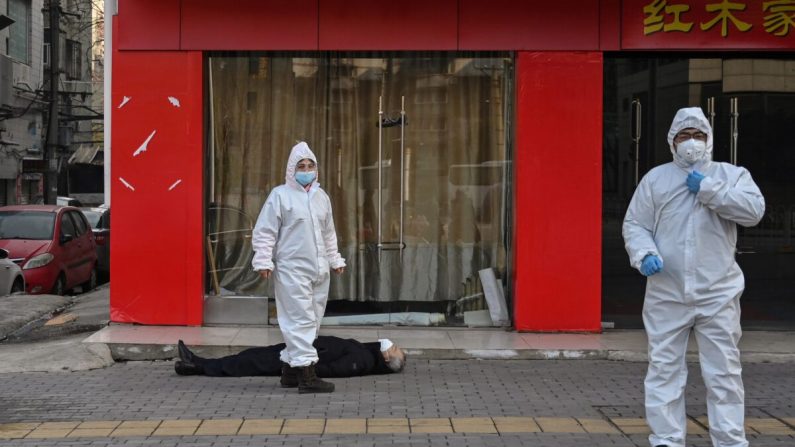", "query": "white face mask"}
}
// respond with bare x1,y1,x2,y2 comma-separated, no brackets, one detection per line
676,138,706,164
